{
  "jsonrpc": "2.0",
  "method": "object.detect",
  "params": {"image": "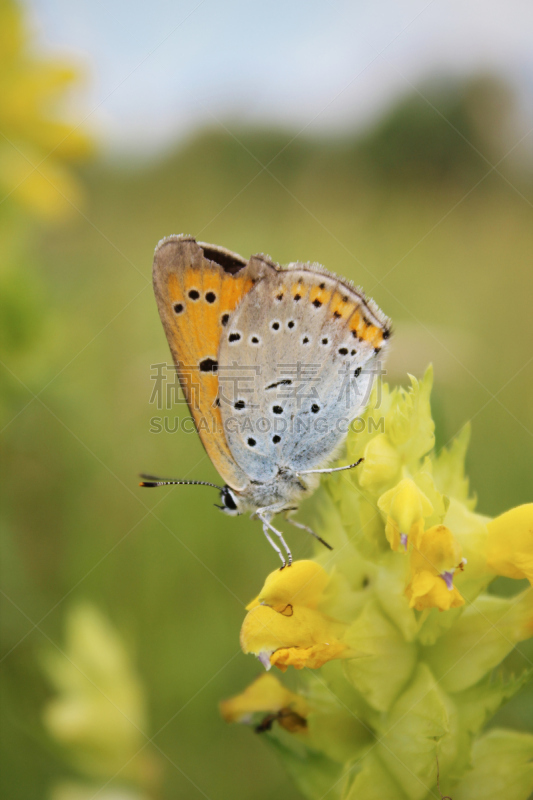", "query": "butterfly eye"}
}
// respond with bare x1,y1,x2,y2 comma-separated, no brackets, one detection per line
220,486,239,513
